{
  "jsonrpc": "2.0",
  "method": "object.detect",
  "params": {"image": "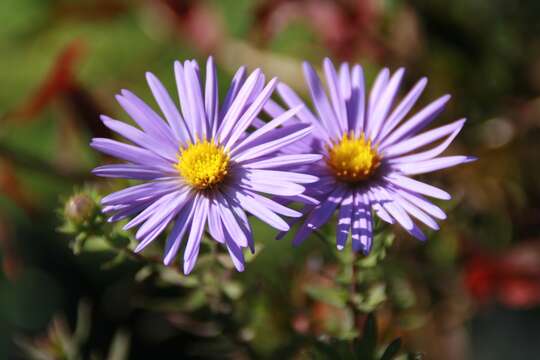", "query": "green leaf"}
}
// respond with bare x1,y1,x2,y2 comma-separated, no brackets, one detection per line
305,285,348,308
356,314,377,359
380,338,402,360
